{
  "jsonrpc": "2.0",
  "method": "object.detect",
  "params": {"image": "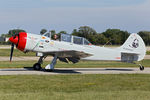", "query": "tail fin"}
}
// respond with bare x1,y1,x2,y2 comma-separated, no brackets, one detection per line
119,33,146,61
